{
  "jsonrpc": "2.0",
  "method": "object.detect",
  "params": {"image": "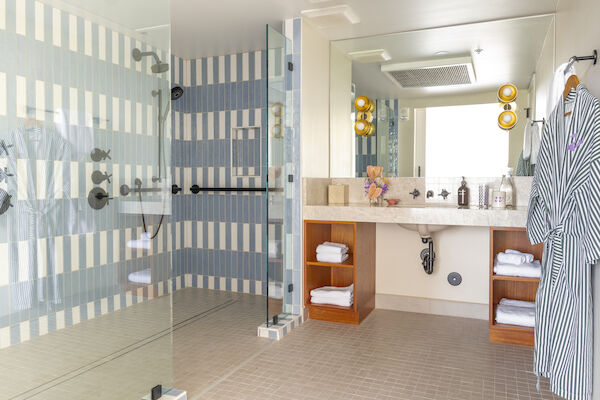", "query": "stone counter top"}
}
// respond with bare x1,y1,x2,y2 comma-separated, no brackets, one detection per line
303,203,528,228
